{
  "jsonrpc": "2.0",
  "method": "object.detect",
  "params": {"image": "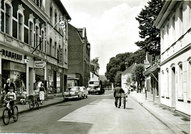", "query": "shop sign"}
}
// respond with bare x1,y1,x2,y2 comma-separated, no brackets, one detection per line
34,61,46,68
1,49,22,60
